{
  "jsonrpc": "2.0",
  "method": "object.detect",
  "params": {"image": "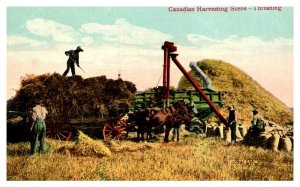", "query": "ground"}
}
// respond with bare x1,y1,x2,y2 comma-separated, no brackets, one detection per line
7,133,293,181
